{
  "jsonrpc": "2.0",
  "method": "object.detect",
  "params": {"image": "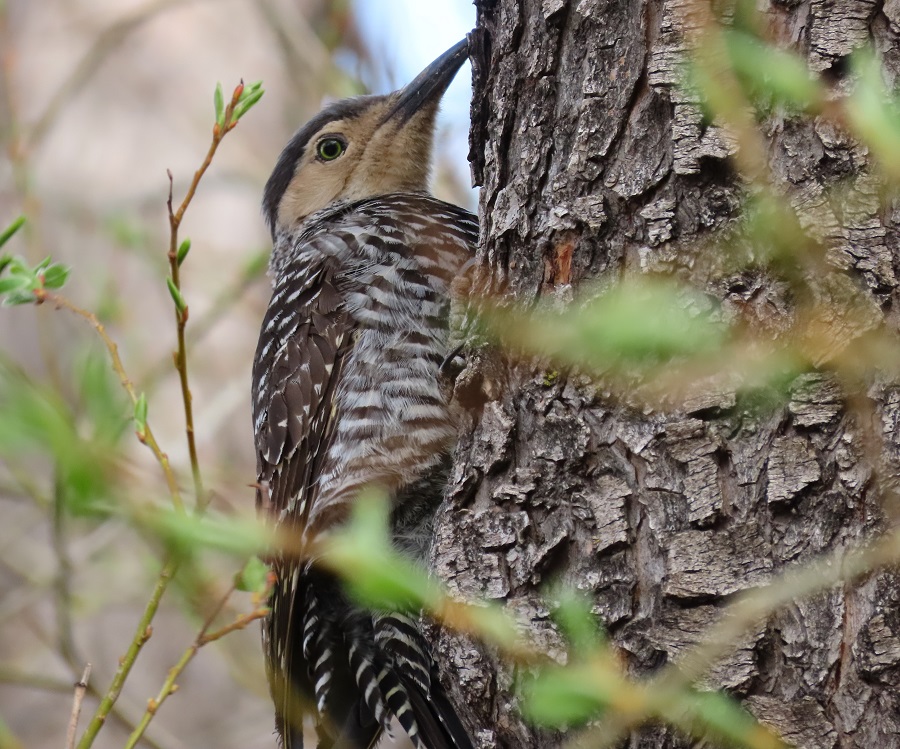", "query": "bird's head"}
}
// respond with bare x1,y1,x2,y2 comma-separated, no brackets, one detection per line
263,39,469,238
